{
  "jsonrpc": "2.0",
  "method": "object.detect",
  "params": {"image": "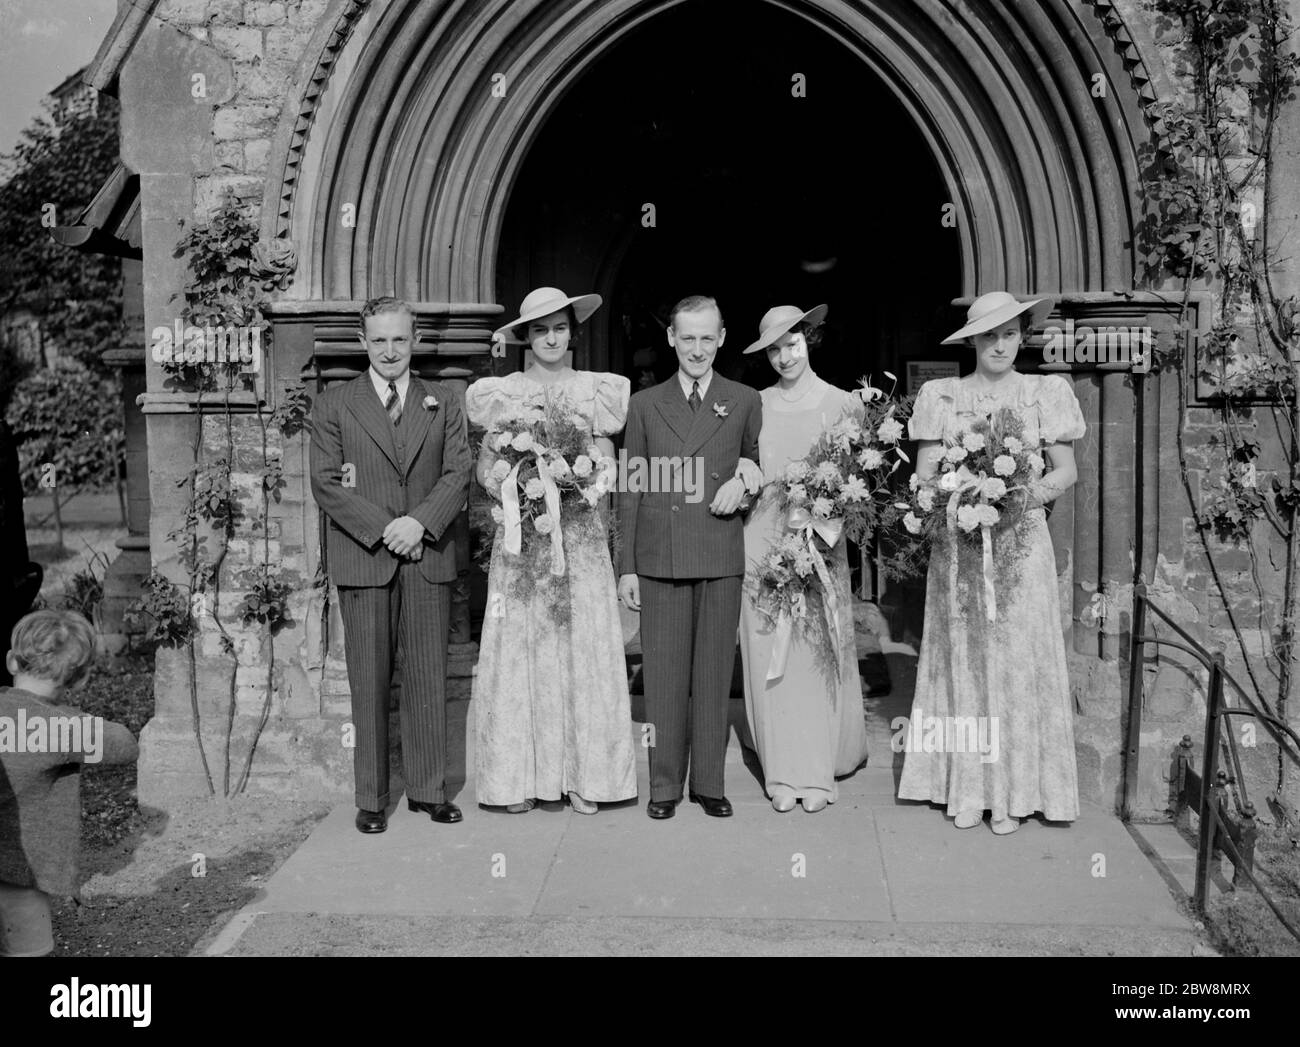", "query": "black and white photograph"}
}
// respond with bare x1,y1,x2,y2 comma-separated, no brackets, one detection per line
0,0,1298,1014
